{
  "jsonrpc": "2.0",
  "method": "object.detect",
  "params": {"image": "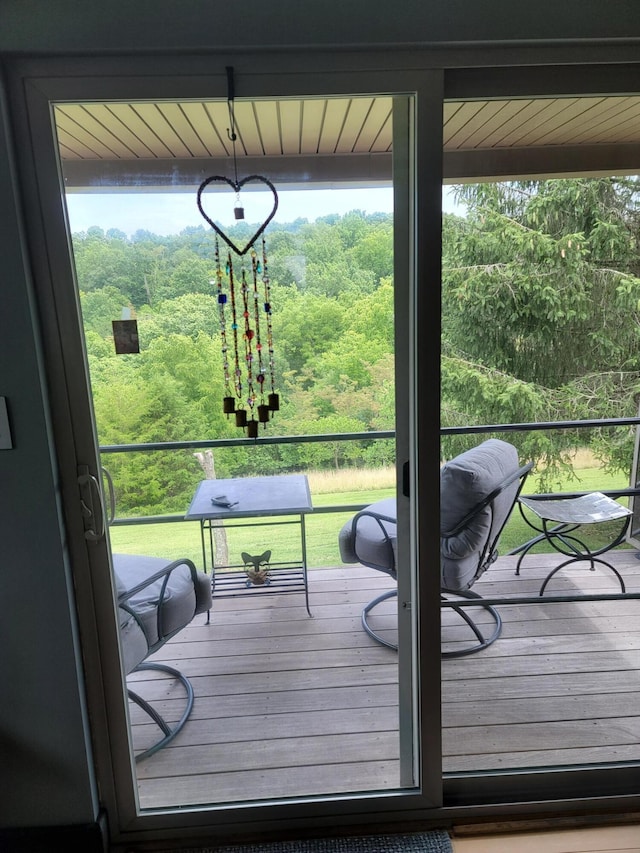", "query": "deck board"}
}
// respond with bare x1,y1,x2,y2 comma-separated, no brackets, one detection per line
130,552,640,809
